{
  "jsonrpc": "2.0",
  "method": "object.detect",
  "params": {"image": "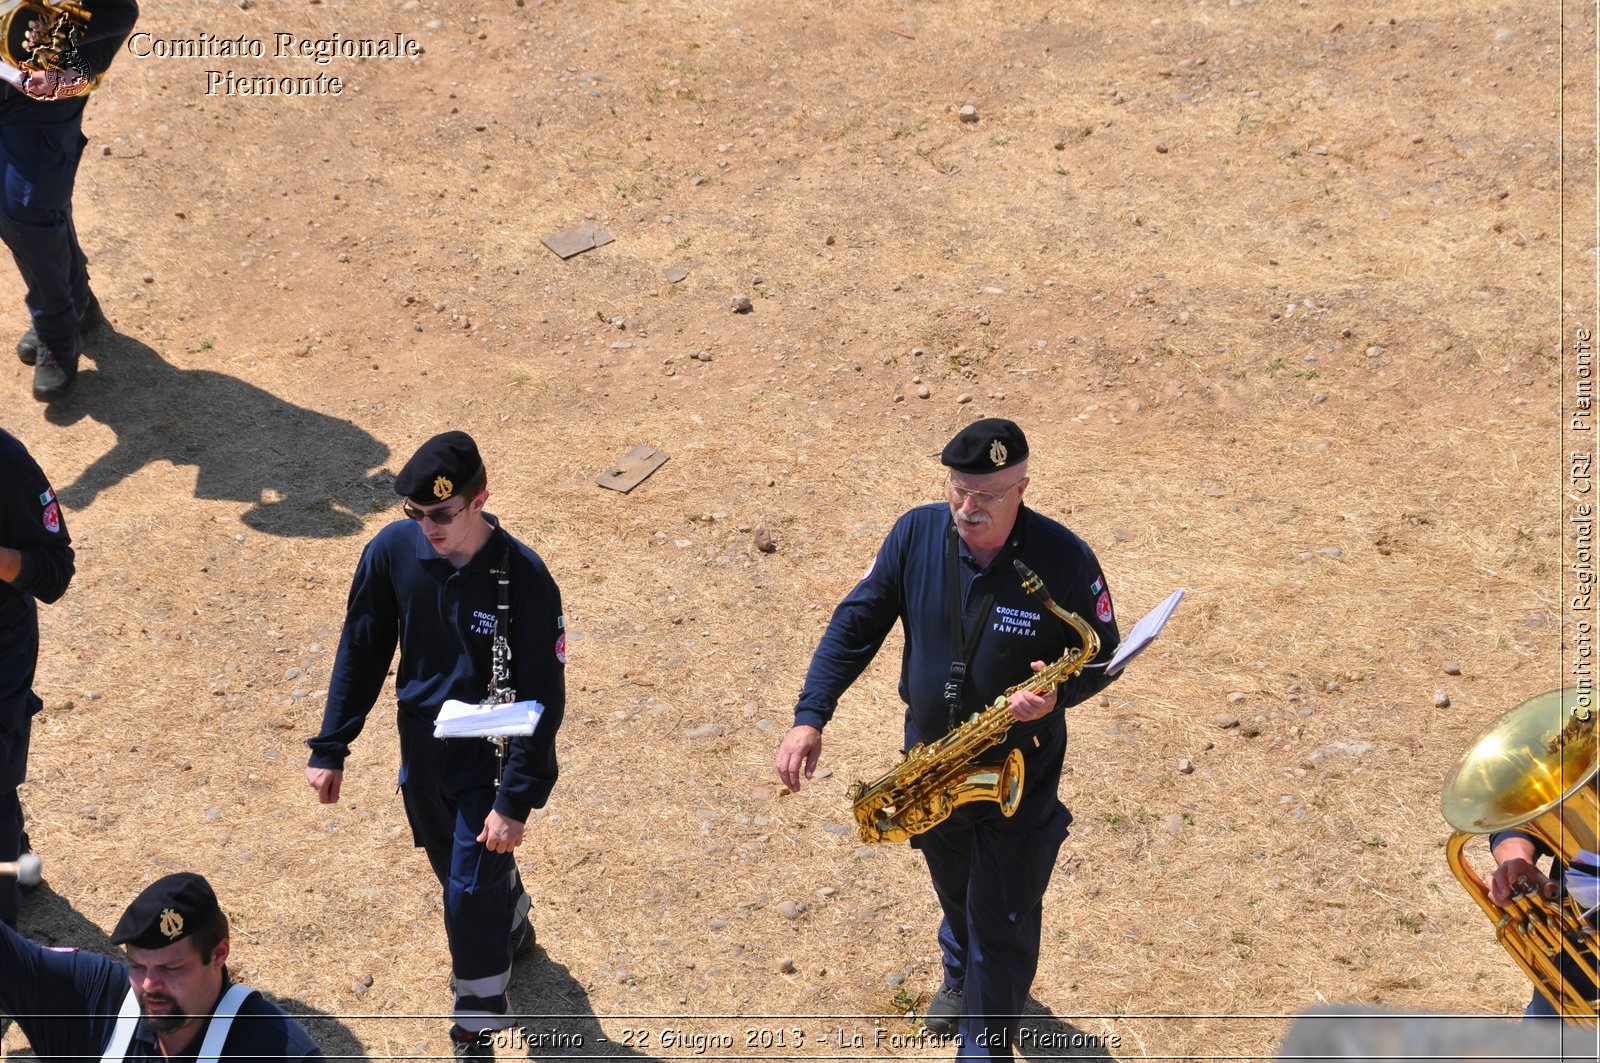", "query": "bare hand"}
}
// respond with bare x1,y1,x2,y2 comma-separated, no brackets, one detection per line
305,766,343,804
1488,856,1557,907
1006,660,1059,722
20,69,89,101
776,725,822,792
477,809,526,853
